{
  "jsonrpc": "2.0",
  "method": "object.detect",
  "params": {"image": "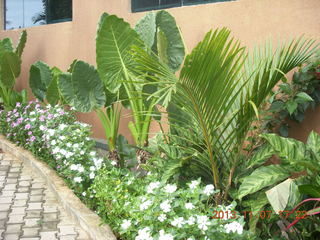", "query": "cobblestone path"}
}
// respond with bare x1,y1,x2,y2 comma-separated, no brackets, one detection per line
0,152,90,240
